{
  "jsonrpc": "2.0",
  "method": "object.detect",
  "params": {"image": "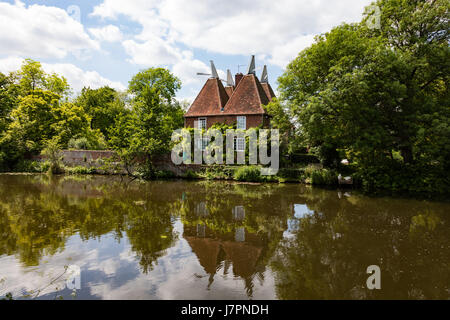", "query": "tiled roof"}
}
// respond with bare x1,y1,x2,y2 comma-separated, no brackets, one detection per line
222,74,269,115
184,78,229,117
184,73,275,117
261,83,276,101
224,86,234,98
